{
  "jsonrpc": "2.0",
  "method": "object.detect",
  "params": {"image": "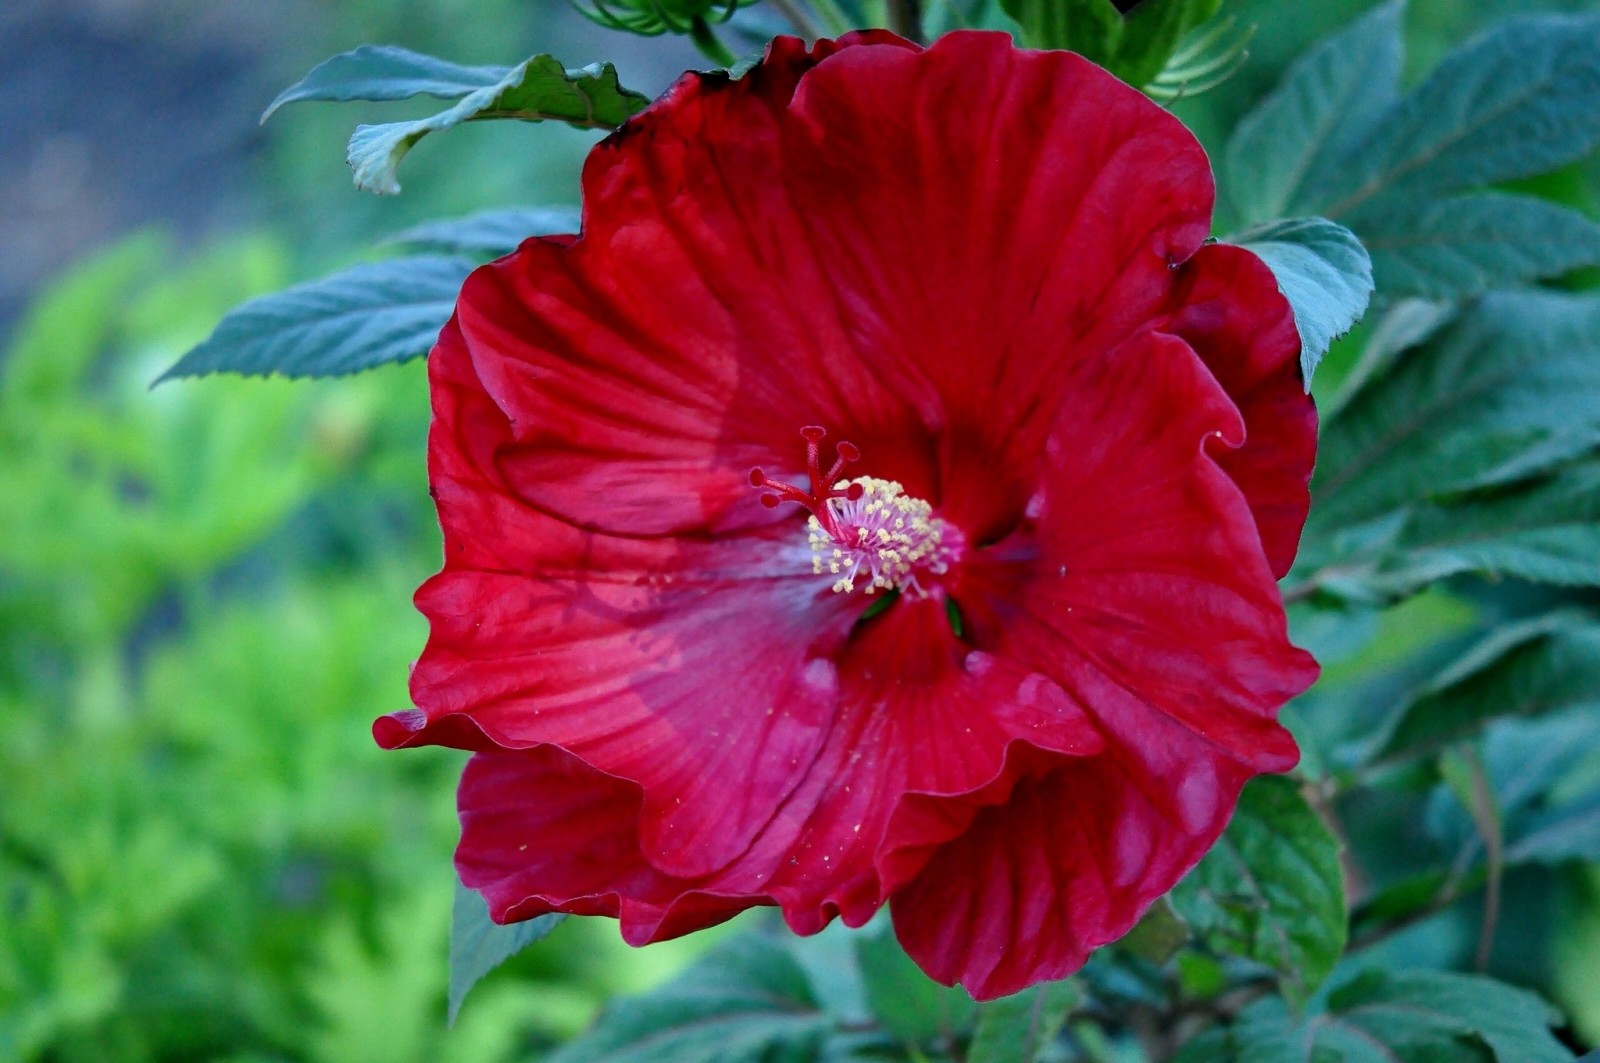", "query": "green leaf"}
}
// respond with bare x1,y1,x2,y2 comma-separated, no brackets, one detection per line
349,55,646,195
1232,217,1373,384
854,919,976,1046
967,981,1078,1063
1358,459,1600,599
1313,14,1600,221
387,206,582,256
1168,776,1346,1009
1373,615,1600,763
1311,290,1600,533
1360,193,1600,300
1117,897,1191,965
447,881,563,1023
157,255,473,381
999,0,1219,87
1225,0,1404,226
262,45,508,121
1178,967,1573,1063
547,934,830,1063
1426,708,1600,869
